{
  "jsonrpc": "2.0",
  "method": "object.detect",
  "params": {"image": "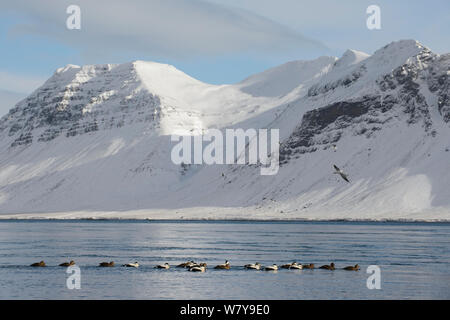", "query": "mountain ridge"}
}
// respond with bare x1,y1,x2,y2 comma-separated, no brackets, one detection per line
0,39,448,220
